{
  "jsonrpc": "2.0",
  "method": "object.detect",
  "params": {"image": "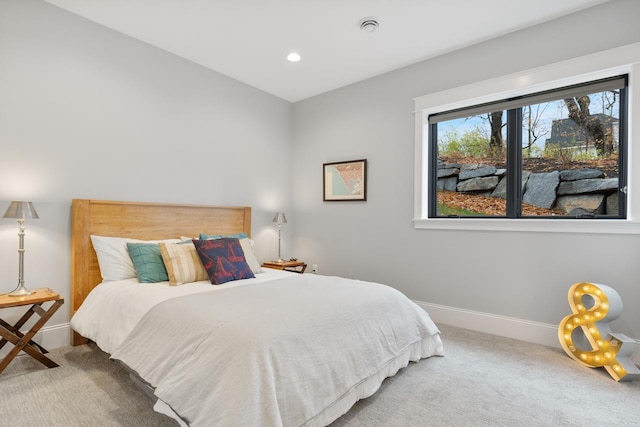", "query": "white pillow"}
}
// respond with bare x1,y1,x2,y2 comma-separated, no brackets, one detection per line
90,235,180,281
239,238,263,274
